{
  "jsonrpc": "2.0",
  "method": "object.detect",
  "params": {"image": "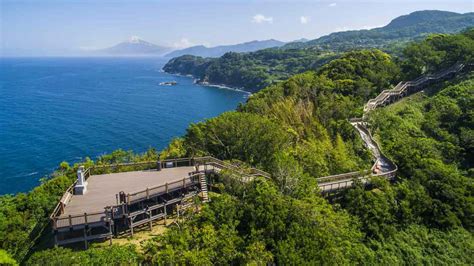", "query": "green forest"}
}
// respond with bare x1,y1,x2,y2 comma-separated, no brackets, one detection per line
1,29,473,265
285,10,474,51
163,10,473,93
163,49,337,92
